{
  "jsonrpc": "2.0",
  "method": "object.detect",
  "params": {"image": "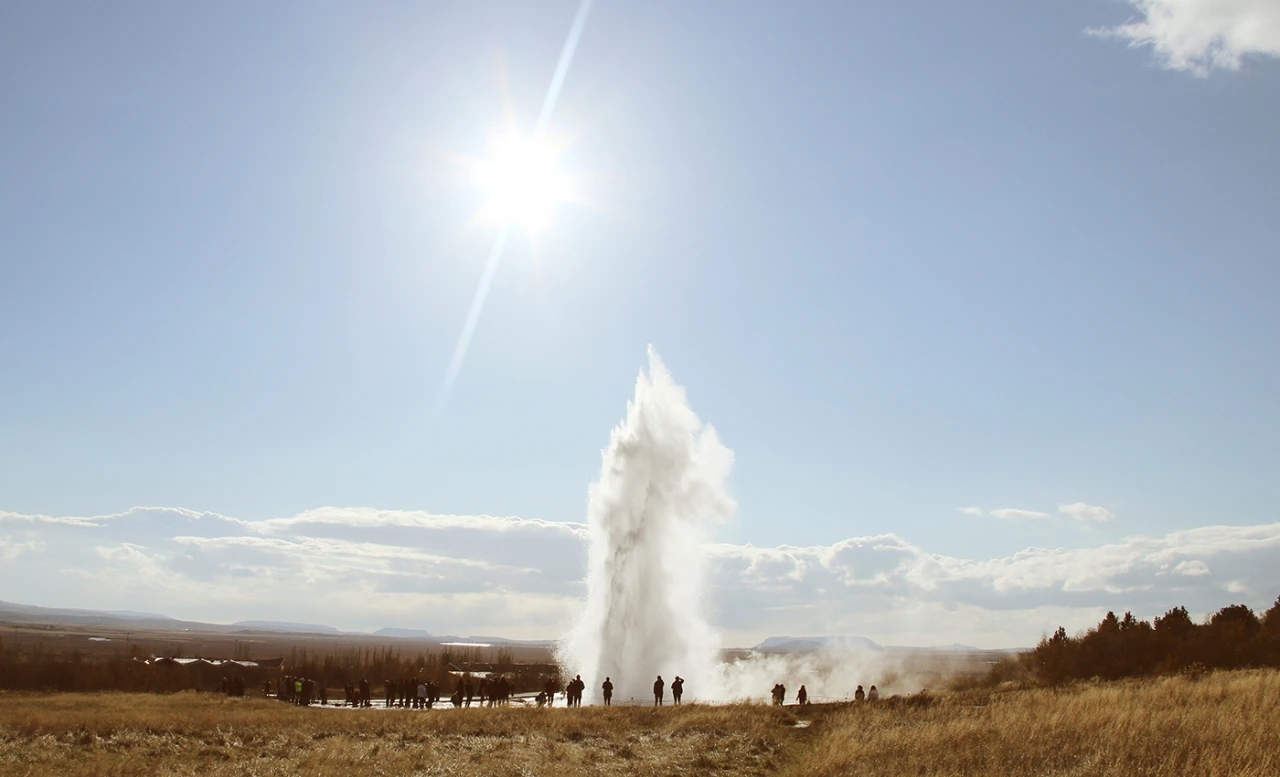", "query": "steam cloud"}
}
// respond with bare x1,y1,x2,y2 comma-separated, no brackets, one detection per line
558,348,944,704
560,347,734,703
